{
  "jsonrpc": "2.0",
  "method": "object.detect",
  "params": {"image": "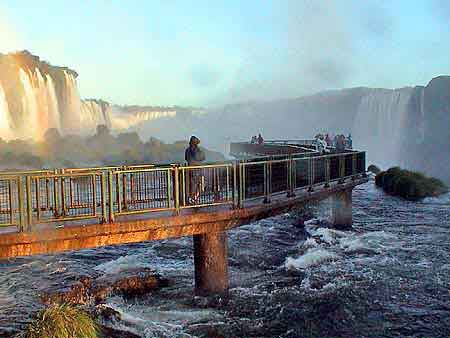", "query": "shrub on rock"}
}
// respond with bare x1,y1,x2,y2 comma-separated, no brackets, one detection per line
23,303,99,338
375,167,448,201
